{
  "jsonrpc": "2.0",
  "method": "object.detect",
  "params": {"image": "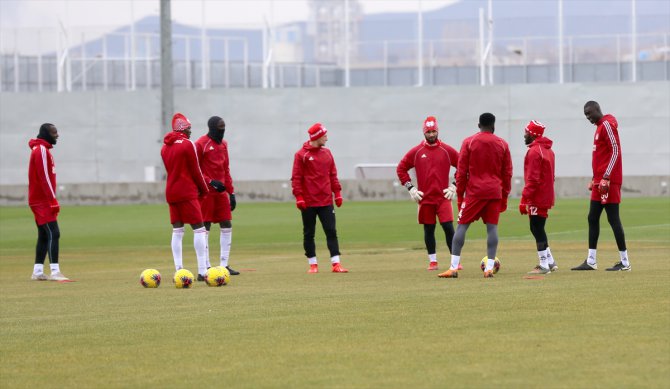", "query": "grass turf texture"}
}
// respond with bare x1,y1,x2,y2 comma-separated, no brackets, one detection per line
1,198,669,388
